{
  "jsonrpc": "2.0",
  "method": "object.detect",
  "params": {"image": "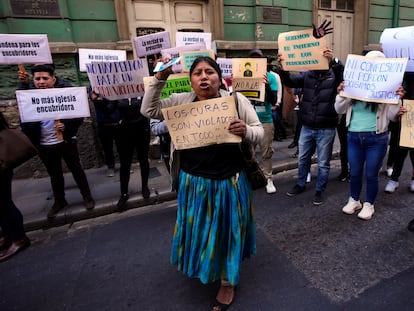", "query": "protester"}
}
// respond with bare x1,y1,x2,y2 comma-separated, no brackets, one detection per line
115,97,151,212
247,49,277,194
89,87,120,177
141,56,263,310
18,64,95,219
384,72,414,196
0,112,31,262
279,48,344,205
335,50,406,220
